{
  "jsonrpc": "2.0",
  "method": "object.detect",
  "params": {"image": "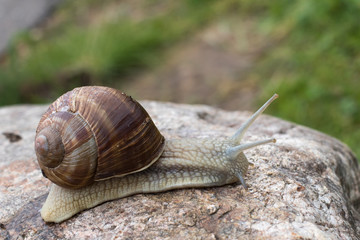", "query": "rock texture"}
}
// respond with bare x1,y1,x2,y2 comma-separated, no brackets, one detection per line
0,101,360,239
